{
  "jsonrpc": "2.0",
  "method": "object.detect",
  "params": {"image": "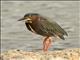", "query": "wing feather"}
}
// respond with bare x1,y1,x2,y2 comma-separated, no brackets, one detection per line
37,18,68,39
